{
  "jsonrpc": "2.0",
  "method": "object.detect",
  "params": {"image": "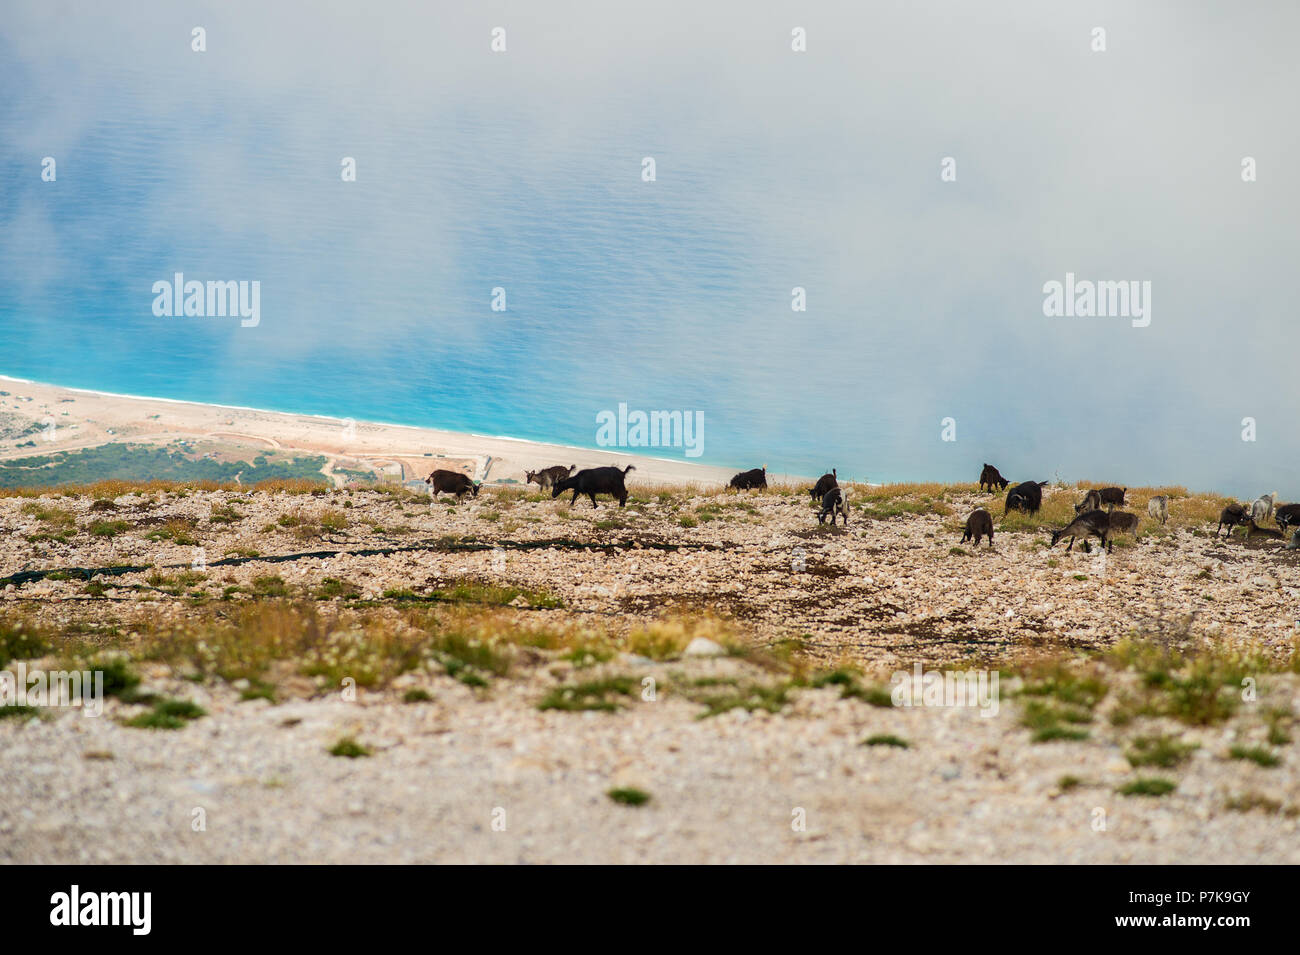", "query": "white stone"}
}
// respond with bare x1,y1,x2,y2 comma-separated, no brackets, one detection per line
683,637,726,657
